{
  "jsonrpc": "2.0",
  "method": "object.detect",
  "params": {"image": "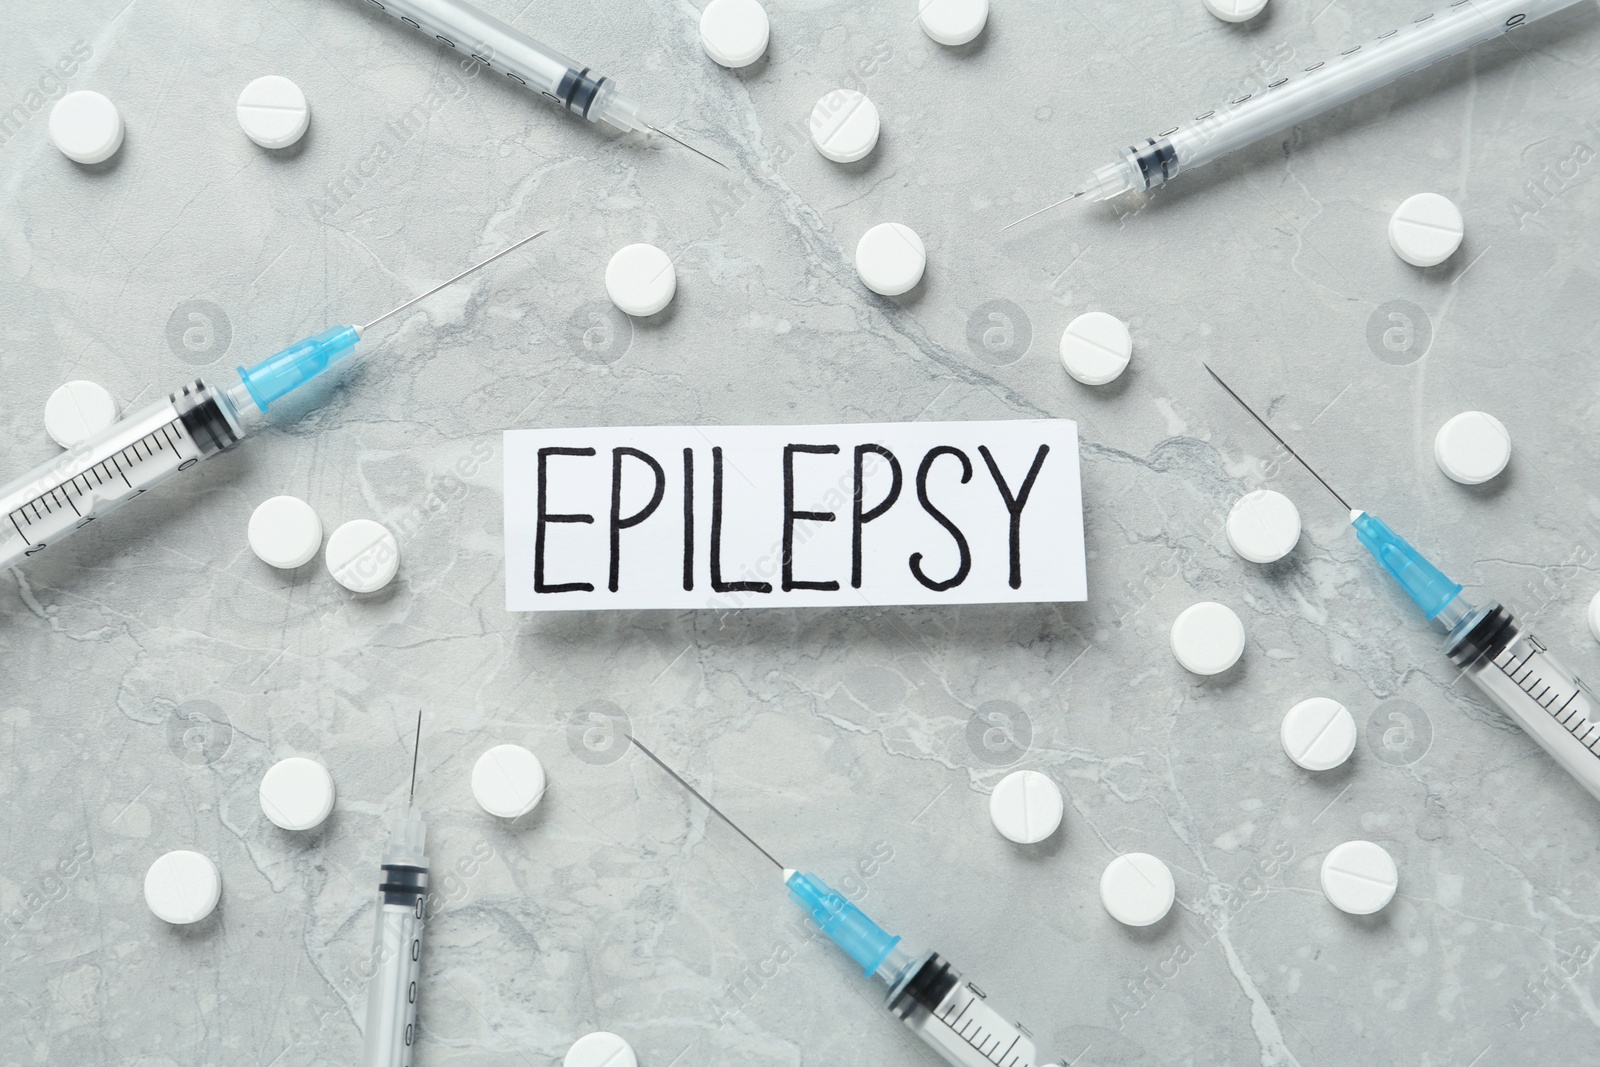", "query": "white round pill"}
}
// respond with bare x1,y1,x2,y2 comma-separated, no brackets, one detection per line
1389,192,1464,267
472,744,548,818
1280,697,1357,771
1320,840,1398,915
1226,489,1301,564
1059,311,1132,385
325,518,399,593
1434,411,1511,485
144,850,221,925
236,75,310,149
248,496,323,570
1588,590,1600,644
1100,853,1175,927
259,756,336,831
44,380,118,448
1203,0,1269,22
700,0,770,68
49,90,124,165
564,1031,637,1067
917,0,990,45
1170,601,1245,675
605,243,677,318
988,770,1063,844
809,89,880,163
855,223,926,296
